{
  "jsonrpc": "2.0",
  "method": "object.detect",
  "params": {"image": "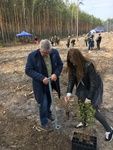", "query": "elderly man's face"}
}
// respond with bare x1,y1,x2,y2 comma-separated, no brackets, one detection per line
40,49,51,56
